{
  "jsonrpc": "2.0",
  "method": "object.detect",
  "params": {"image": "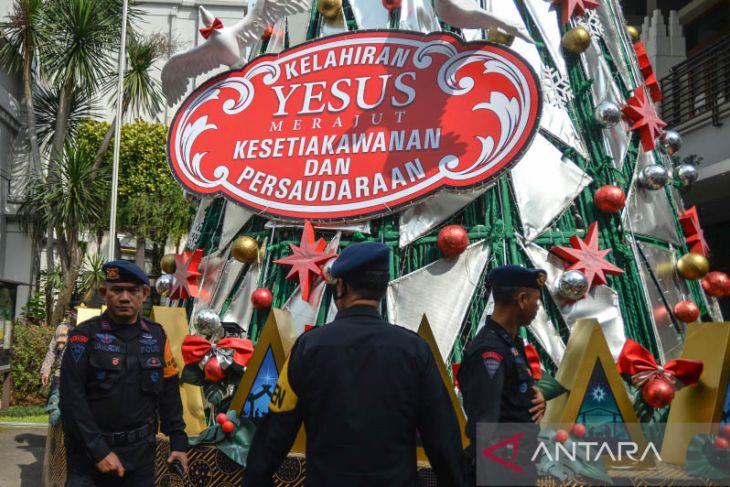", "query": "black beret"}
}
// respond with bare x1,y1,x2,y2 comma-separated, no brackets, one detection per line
330,242,390,278
102,260,149,286
488,264,547,290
